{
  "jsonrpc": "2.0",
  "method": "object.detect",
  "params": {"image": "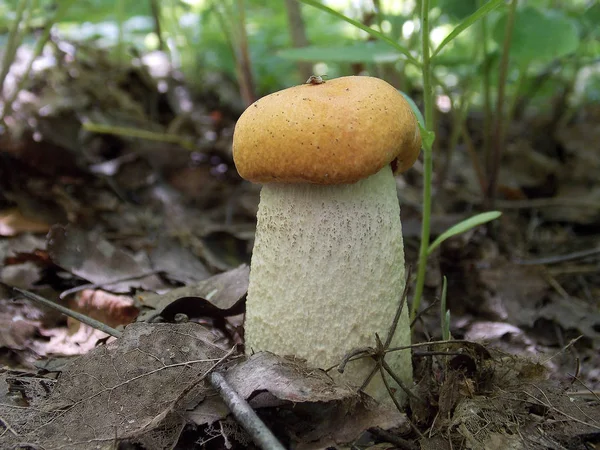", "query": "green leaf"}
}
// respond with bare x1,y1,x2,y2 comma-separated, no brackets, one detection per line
432,0,505,58
277,42,403,63
427,211,501,255
418,123,436,150
400,91,425,129
492,7,580,64
582,3,600,35
299,0,419,67
436,0,478,21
